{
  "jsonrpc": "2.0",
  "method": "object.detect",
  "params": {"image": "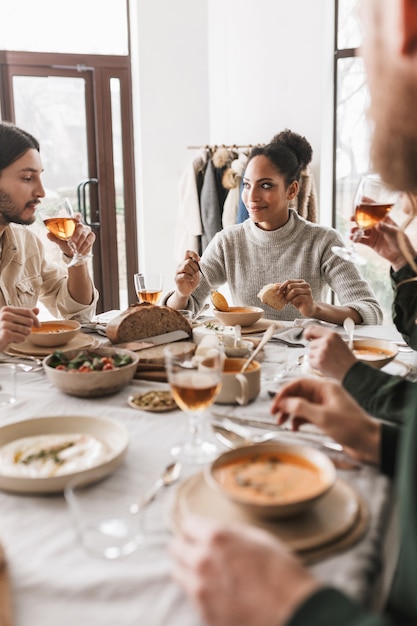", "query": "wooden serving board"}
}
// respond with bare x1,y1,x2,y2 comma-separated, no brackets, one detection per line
132,340,196,382
134,370,167,383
